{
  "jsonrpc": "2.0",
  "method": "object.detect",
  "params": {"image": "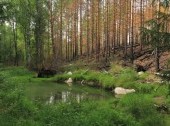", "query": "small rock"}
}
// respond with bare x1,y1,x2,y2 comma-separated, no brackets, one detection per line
138,71,144,75
125,89,135,94
167,74,170,77
161,73,164,76
114,87,135,95
155,72,160,75
67,71,72,75
66,78,73,84
81,80,85,85
49,95,54,104
102,69,109,74
114,87,127,95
